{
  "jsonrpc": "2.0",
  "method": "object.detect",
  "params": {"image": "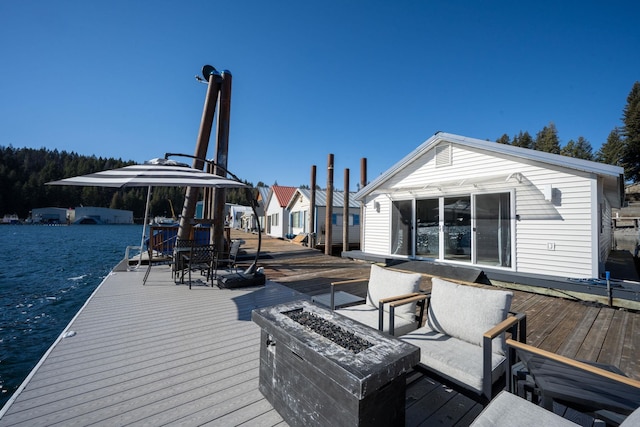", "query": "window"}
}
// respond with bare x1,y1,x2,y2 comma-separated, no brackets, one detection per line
292,211,301,228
